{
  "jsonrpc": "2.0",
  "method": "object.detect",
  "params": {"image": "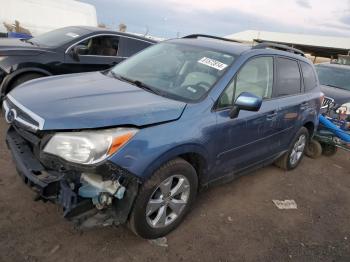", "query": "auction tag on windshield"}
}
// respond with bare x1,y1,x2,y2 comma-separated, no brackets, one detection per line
198,57,228,71
66,32,80,38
